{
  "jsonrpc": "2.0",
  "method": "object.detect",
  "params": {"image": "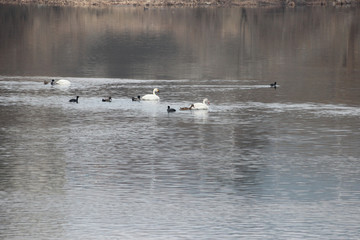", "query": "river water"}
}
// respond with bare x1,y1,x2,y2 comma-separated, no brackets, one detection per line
1,5,360,239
